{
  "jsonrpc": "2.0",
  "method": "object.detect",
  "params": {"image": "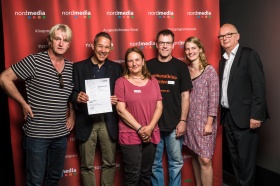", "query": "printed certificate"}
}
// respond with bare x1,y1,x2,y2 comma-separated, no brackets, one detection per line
85,78,112,115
